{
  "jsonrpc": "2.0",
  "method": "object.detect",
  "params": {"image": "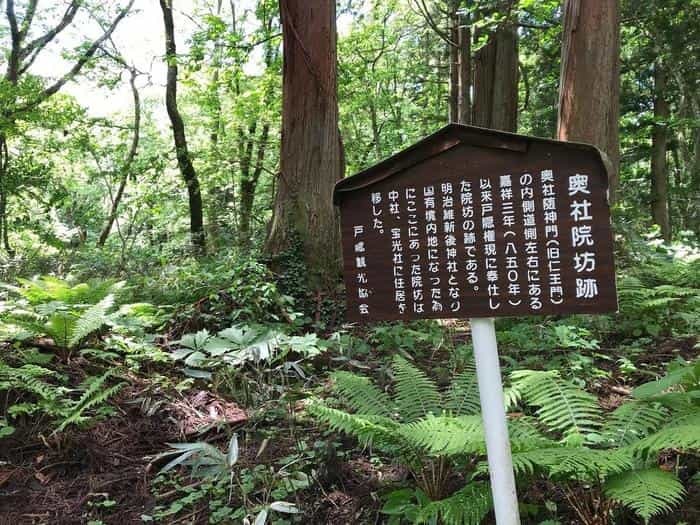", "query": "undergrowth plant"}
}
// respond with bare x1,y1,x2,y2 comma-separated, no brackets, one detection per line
1,276,125,353
507,359,700,525
310,356,700,525
309,355,549,525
